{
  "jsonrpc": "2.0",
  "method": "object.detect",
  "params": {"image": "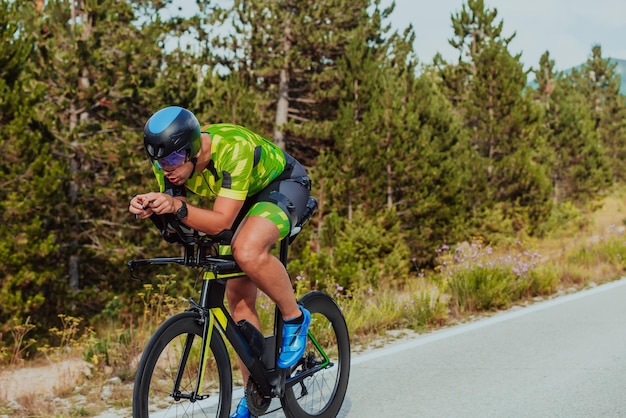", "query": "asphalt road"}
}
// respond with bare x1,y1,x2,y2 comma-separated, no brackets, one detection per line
339,278,626,418
102,278,626,418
